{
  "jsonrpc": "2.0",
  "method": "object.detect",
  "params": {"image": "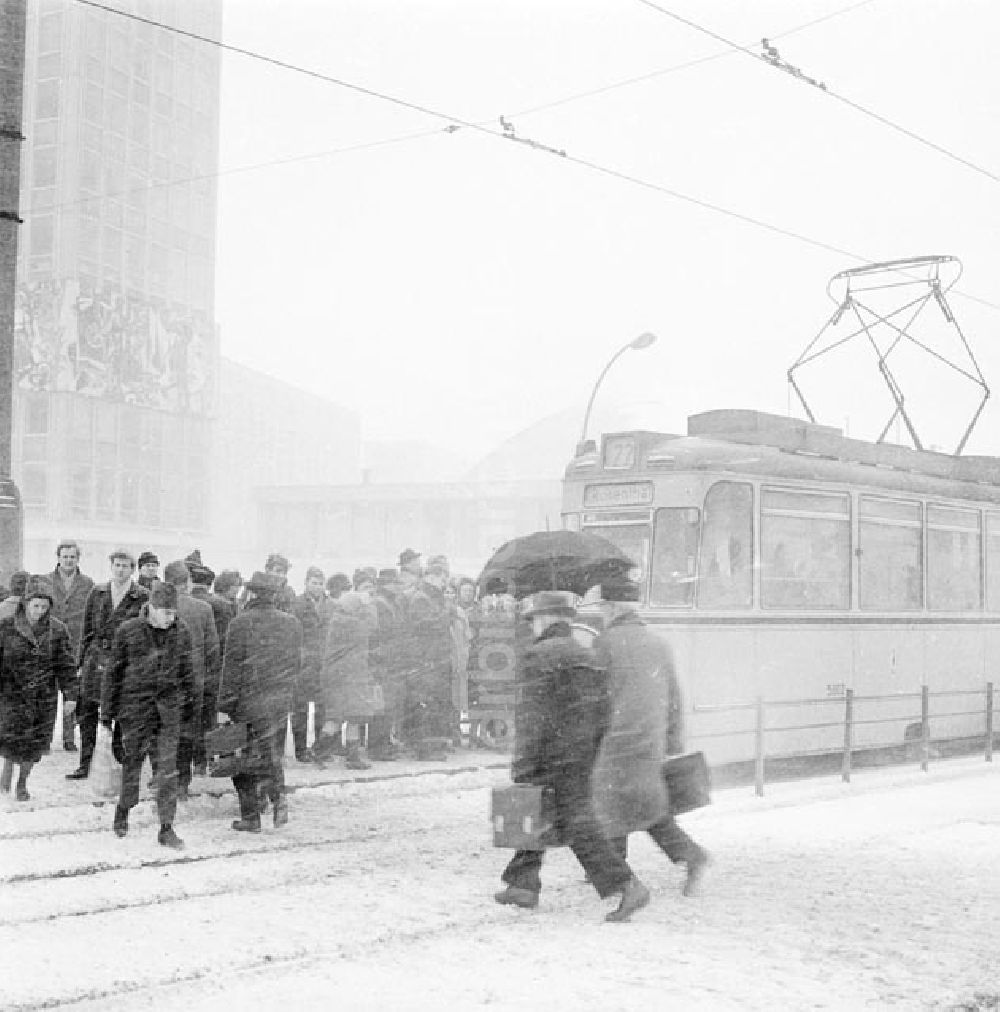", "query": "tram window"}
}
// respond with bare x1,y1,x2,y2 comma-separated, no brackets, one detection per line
987,514,1000,611
859,497,922,610
697,481,752,609
585,525,650,599
927,506,980,611
650,508,699,607
761,488,850,609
